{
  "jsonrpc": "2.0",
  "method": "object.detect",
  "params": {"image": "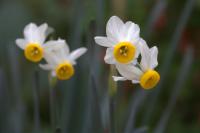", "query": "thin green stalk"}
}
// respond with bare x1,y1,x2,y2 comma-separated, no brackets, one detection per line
110,96,116,133
49,76,58,133
33,70,40,133
108,65,117,133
